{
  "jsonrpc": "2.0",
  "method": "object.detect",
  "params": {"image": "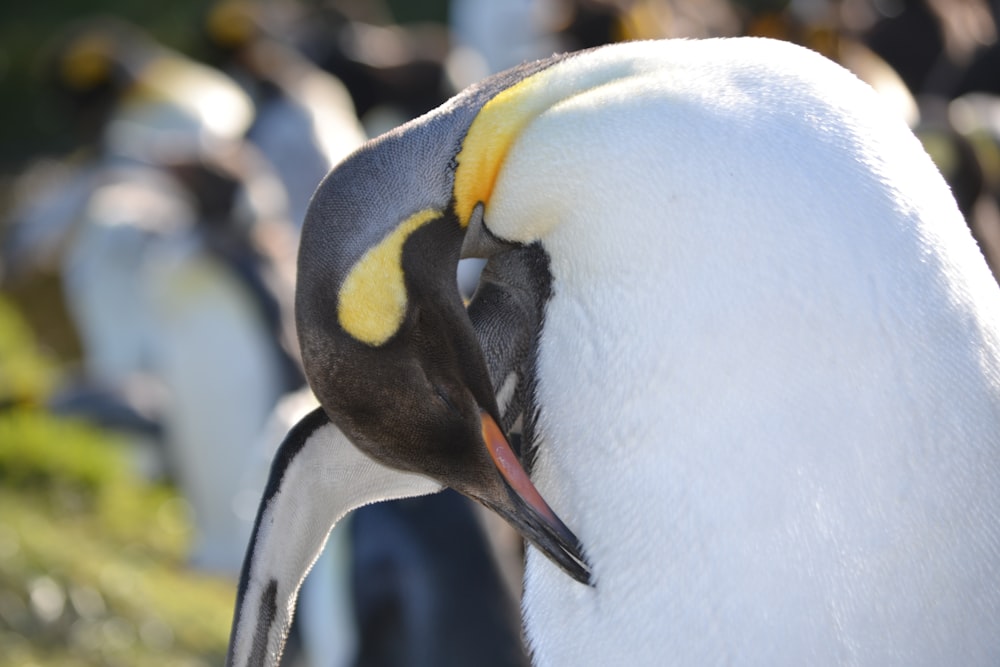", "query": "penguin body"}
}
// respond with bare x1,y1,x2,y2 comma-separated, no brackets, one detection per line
482,39,1000,665
230,38,1000,666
